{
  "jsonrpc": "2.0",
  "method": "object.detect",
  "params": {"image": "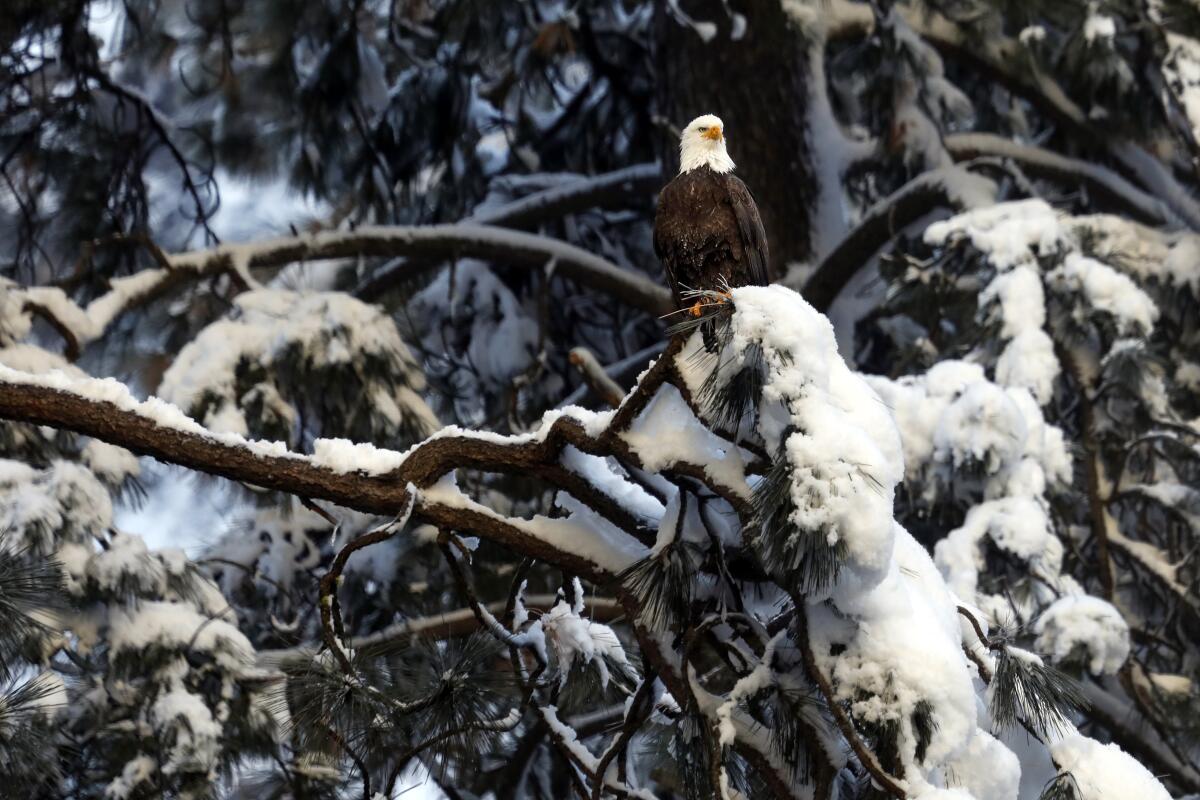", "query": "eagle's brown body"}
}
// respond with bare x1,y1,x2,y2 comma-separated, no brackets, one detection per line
653,165,770,308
